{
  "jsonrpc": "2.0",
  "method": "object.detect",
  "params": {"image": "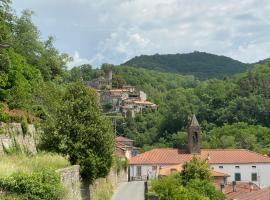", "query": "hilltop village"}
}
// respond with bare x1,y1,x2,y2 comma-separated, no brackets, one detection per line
86,68,157,118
